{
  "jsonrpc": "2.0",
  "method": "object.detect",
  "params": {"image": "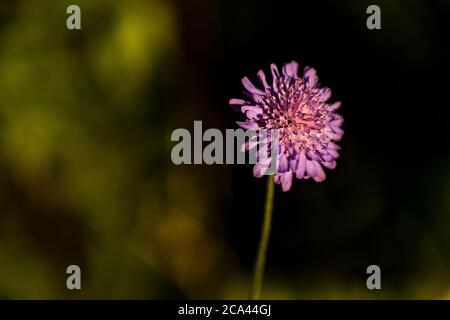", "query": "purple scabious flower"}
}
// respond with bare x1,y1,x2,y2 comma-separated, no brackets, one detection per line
230,61,344,192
